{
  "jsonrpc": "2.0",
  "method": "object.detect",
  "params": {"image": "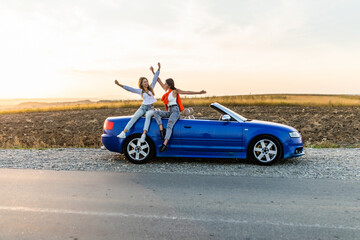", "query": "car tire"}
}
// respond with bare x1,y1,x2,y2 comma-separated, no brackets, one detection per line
248,135,282,165
123,134,156,164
